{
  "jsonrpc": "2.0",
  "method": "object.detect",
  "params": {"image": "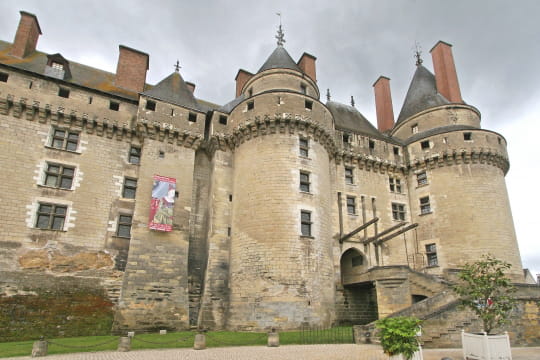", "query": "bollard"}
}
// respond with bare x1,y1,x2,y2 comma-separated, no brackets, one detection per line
31,339,48,357
267,328,279,347
193,333,206,350
117,336,131,352
159,329,167,335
